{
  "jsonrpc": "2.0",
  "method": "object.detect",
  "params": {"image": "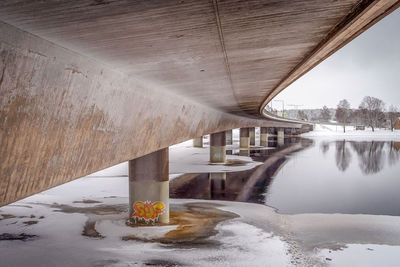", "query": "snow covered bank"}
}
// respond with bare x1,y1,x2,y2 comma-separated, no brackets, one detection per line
303,123,400,141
